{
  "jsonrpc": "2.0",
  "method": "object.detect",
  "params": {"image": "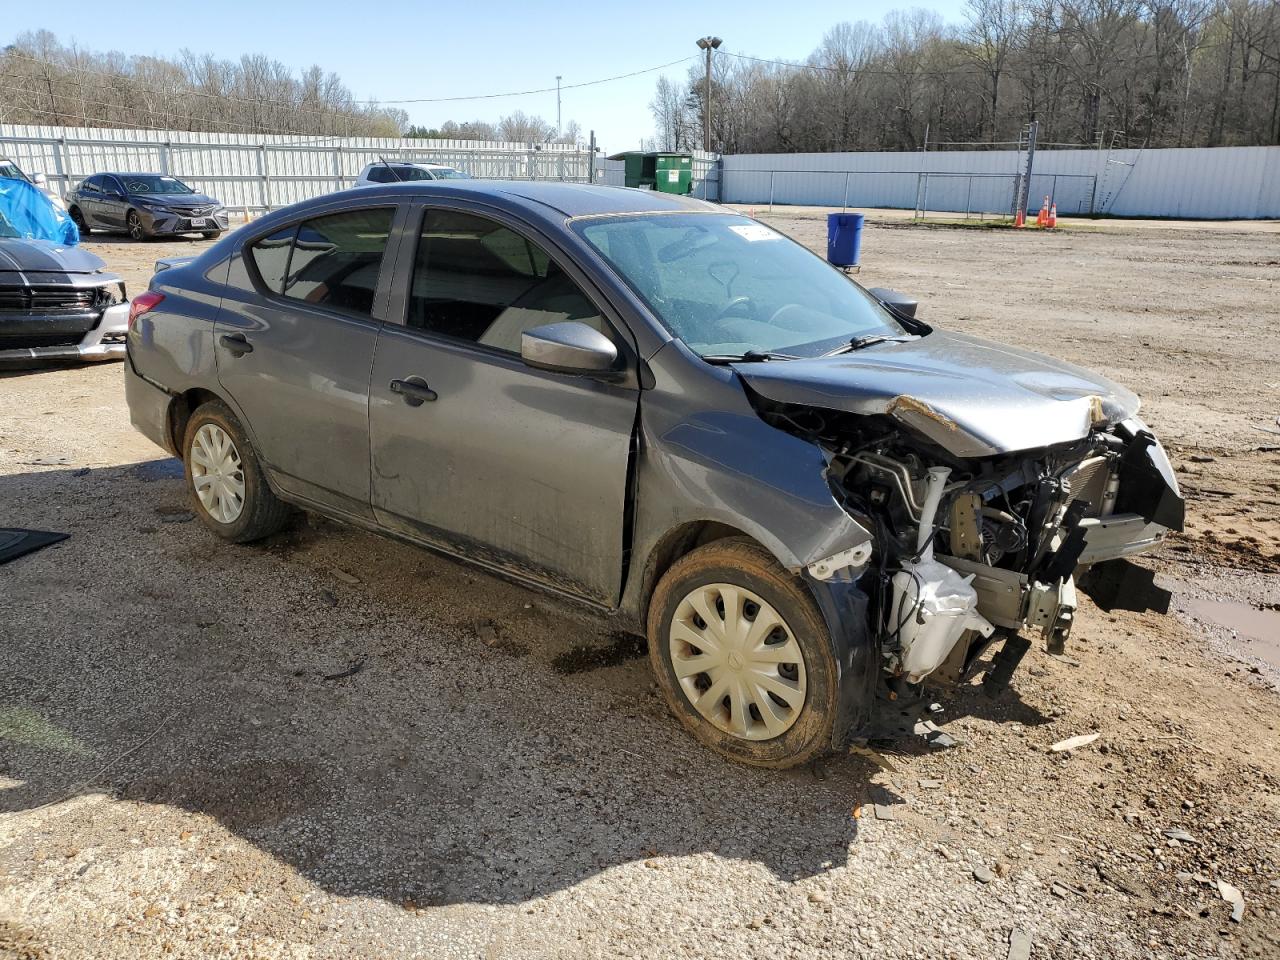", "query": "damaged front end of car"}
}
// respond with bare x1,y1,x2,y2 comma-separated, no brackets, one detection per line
752,384,1184,714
